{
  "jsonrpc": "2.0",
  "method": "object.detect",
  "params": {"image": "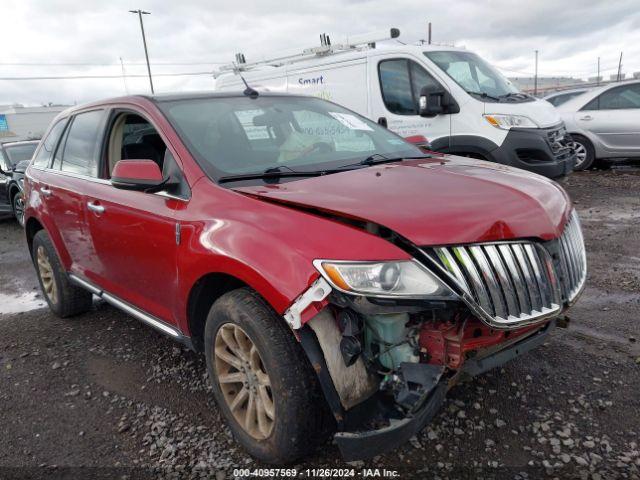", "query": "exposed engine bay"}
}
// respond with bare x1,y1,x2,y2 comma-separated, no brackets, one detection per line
297,292,554,461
